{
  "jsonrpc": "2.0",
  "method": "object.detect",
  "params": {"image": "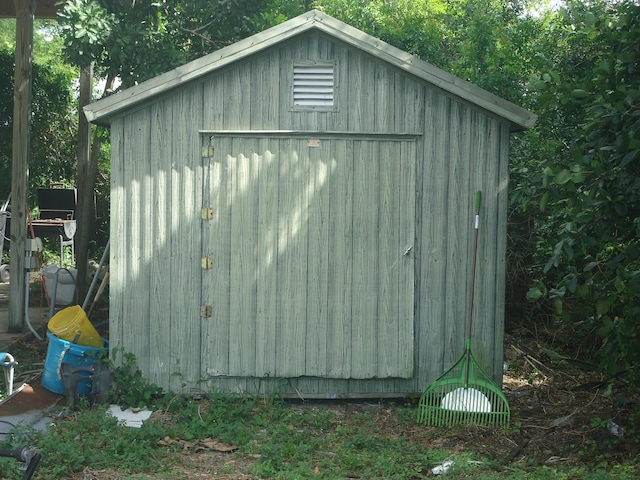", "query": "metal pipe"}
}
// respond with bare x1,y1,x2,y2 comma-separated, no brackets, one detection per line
24,272,41,340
